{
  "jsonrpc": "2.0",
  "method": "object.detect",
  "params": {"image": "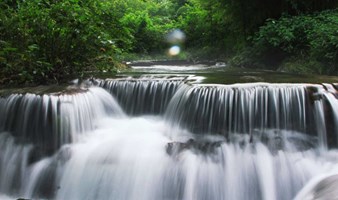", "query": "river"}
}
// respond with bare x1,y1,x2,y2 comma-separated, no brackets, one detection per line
0,62,338,200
